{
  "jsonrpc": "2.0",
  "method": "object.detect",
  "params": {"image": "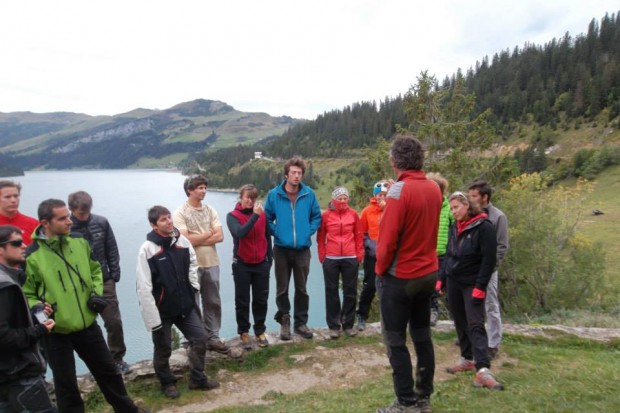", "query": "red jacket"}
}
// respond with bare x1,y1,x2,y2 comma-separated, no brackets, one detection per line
0,212,39,246
317,204,363,263
227,203,270,264
375,170,442,279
